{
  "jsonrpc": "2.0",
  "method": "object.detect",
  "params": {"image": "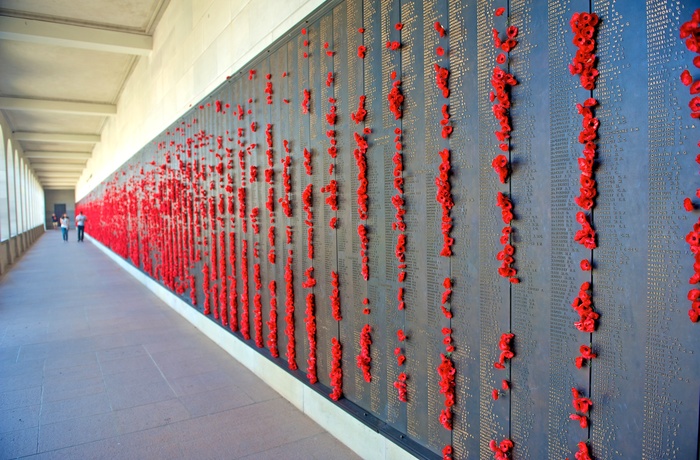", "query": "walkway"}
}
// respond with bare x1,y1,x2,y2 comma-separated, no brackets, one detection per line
0,231,360,459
